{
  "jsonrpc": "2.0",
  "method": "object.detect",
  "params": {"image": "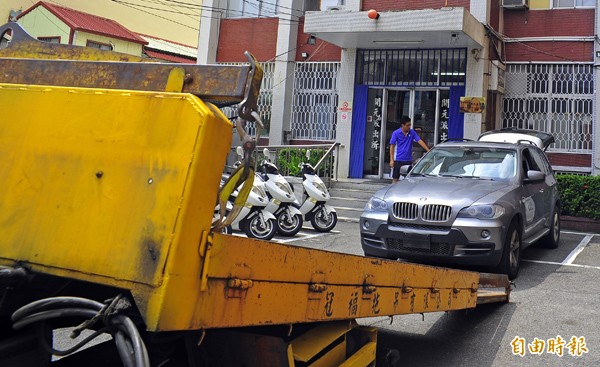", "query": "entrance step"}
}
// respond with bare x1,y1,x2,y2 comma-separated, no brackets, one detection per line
329,180,390,222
